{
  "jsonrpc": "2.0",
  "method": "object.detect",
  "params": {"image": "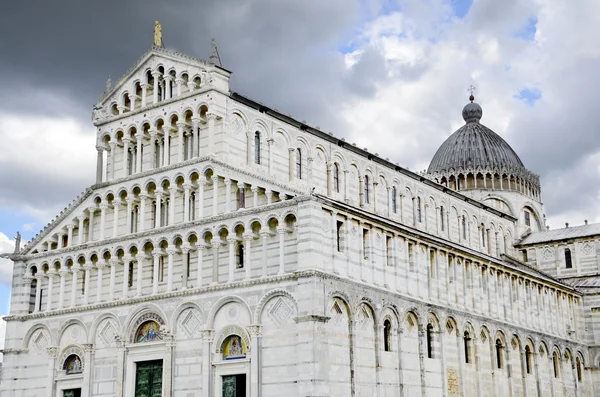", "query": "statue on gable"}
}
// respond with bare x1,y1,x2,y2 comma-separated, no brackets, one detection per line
14,232,21,254
92,103,106,121
154,21,163,47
